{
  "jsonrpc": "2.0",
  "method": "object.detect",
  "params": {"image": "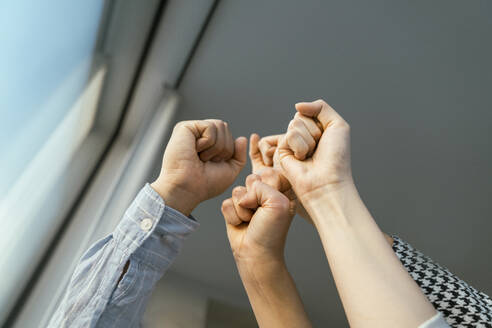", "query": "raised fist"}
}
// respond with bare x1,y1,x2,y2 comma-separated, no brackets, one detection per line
277,100,353,205
222,174,295,264
151,119,247,216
